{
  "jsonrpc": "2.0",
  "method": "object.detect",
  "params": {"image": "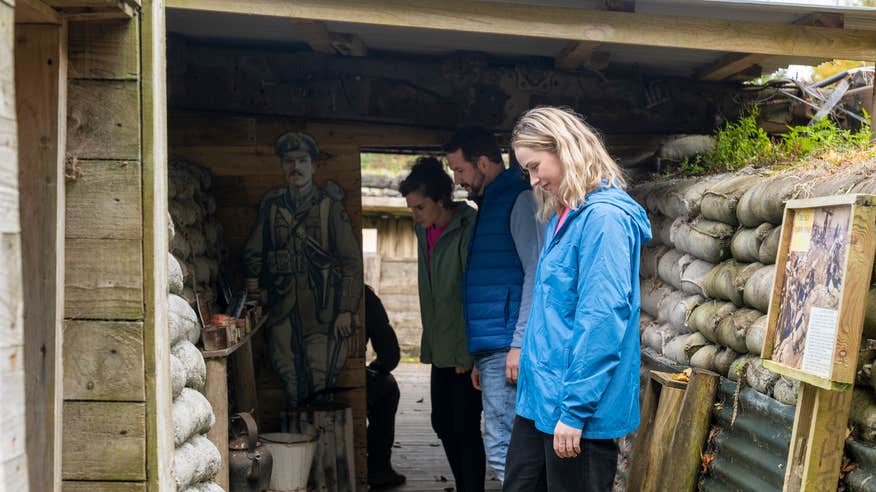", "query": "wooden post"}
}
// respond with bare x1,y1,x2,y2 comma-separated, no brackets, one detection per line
204,357,229,490
628,371,688,492
230,339,259,421
783,383,853,491
15,18,66,492
659,369,720,492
